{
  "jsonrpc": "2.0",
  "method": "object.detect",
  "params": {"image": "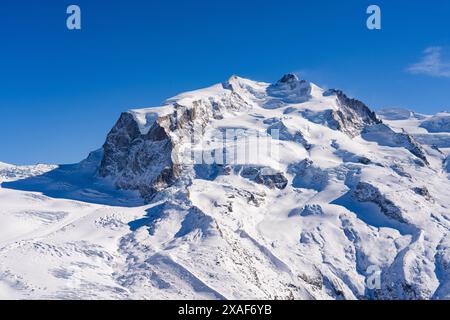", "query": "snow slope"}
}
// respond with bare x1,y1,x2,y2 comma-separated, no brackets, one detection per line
378,108,450,153
1,75,449,300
